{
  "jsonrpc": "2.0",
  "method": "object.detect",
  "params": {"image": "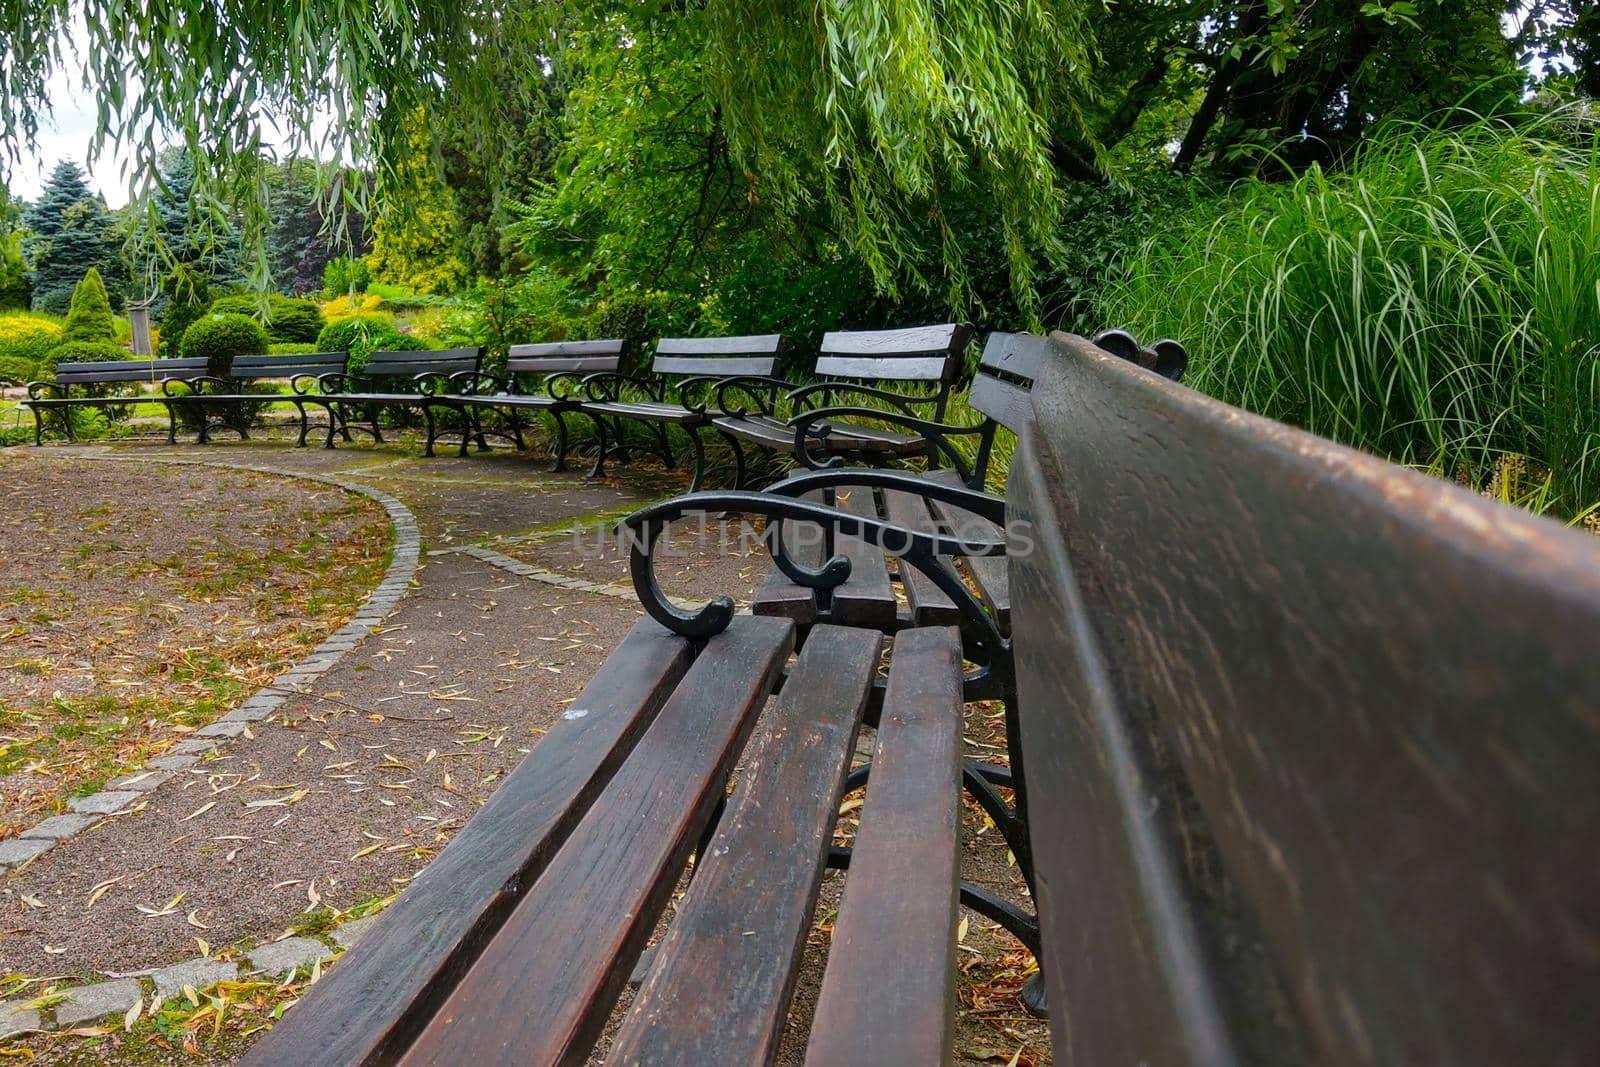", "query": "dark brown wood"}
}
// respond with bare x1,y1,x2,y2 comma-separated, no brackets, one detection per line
922,469,1010,632
803,625,964,1067
582,399,705,424
237,621,696,1067
884,488,962,627
1012,330,1600,1067
711,413,795,448
831,486,898,628
607,624,884,1066
395,615,796,1067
